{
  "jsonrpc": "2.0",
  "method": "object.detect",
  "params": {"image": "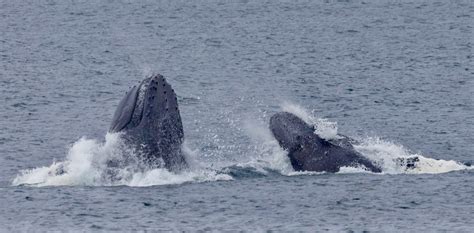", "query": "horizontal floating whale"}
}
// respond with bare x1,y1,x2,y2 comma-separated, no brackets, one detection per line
109,74,187,171
270,112,382,173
